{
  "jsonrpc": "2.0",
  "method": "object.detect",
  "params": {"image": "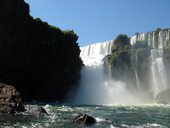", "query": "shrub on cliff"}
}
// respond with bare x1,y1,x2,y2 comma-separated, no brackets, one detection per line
114,34,130,49
109,34,130,68
0,0,83,102
108,34,131,81
107,35,150,87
